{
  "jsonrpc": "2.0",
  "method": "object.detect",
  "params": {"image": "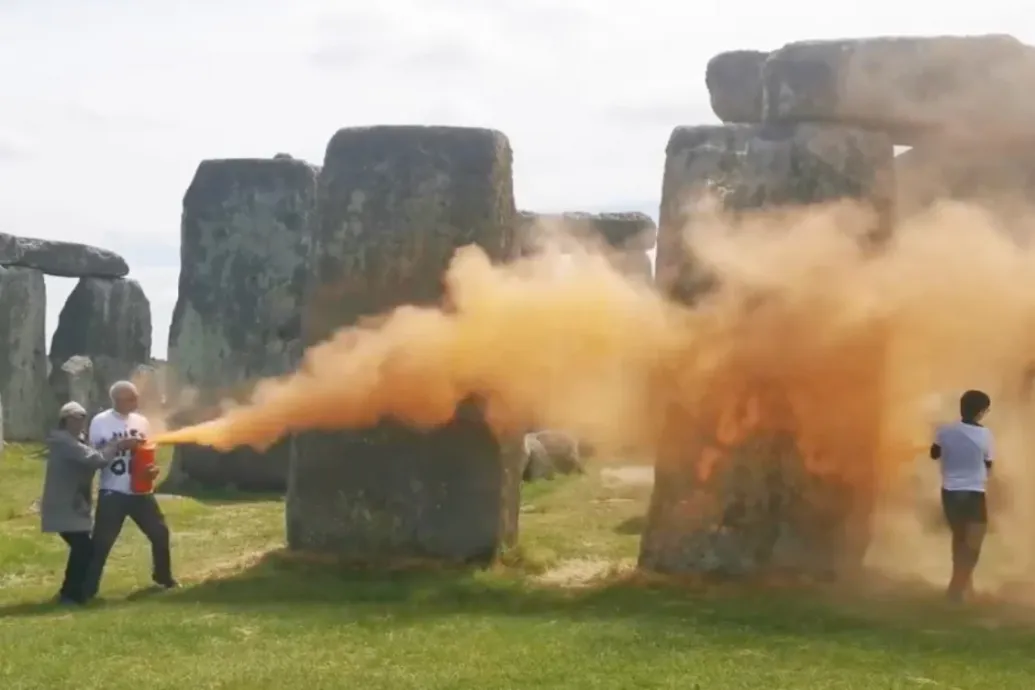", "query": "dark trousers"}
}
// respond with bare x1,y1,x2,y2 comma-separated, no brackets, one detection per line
57,531,94,602
83,491,173,599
